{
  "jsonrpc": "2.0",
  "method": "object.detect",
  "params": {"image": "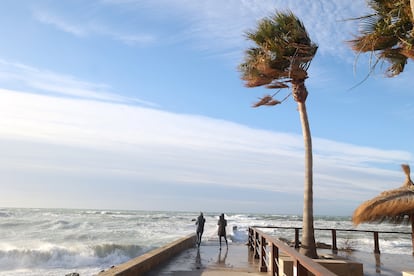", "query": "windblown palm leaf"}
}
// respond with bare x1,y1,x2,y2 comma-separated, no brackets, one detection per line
239,11,318,102
349,0,414,77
